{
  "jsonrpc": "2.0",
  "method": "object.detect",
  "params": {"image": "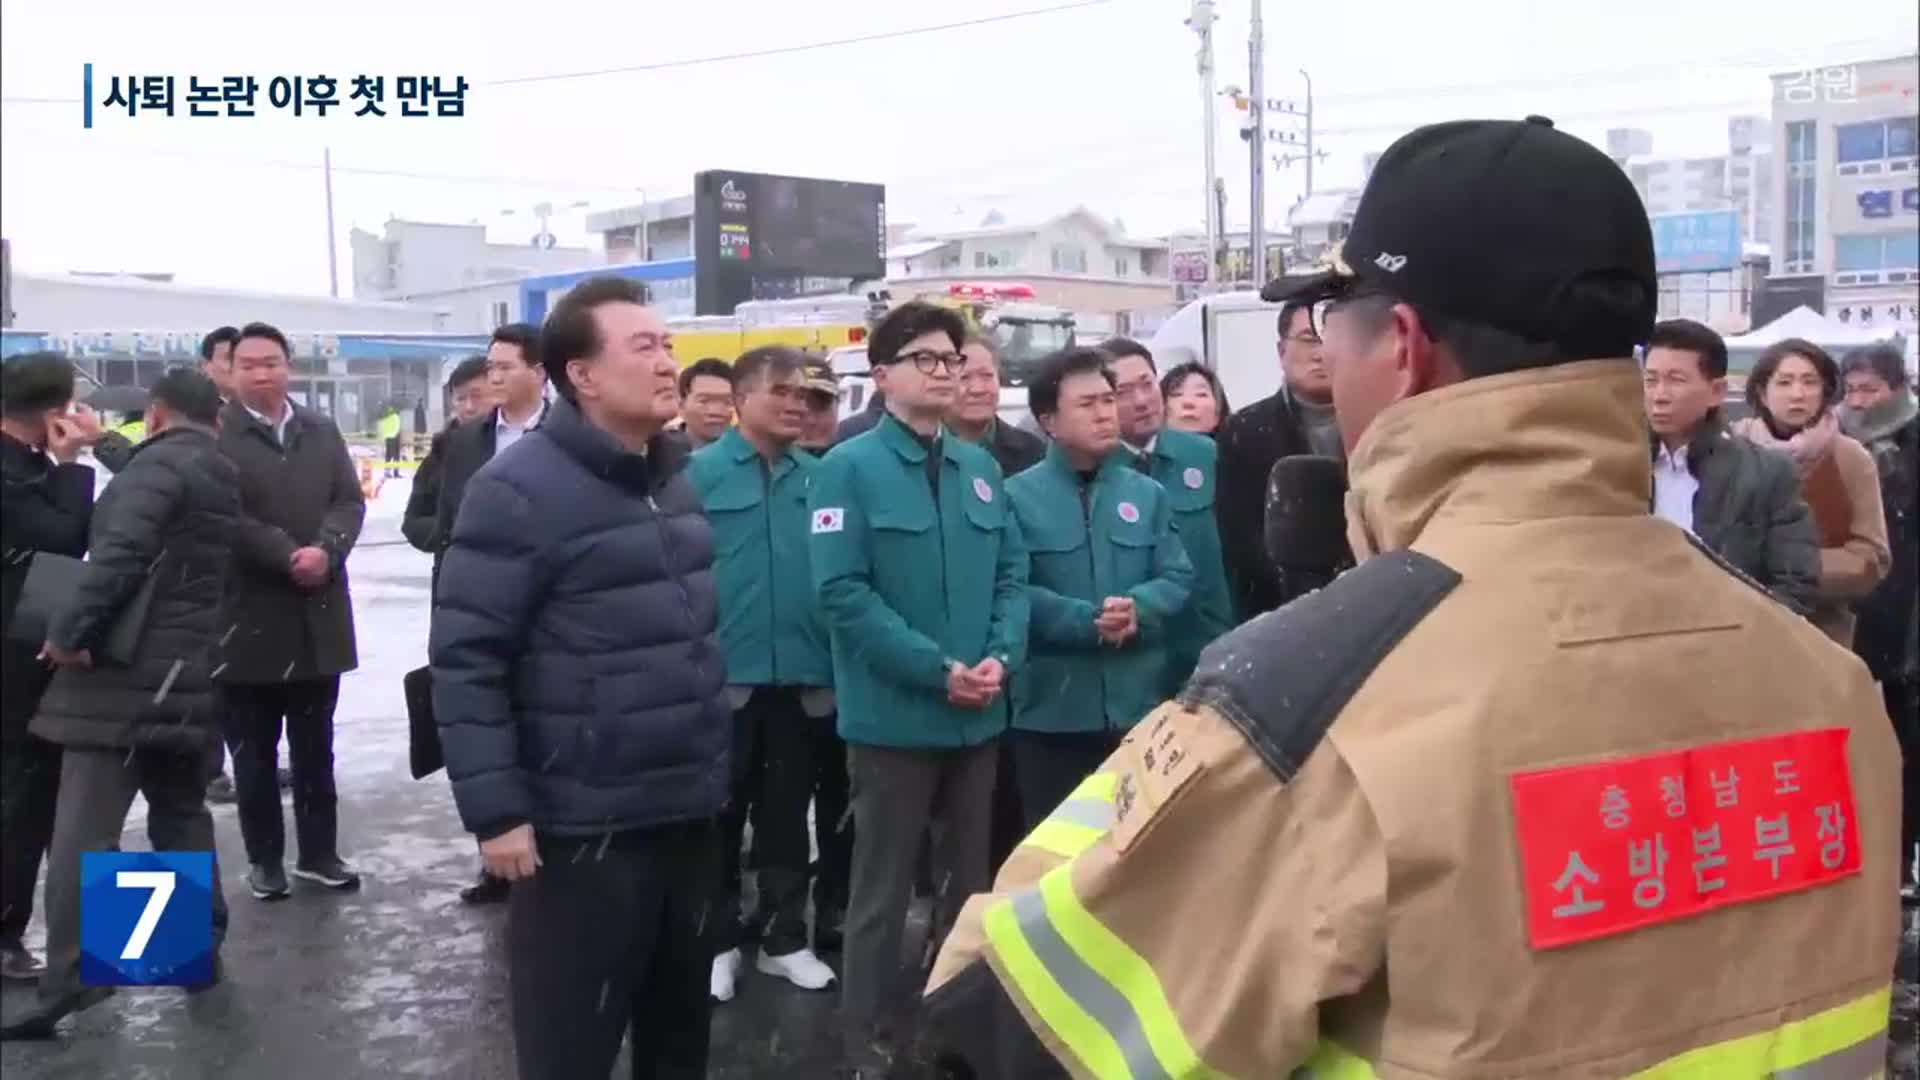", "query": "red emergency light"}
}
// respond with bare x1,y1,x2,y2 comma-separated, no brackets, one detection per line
947,282,1036,301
